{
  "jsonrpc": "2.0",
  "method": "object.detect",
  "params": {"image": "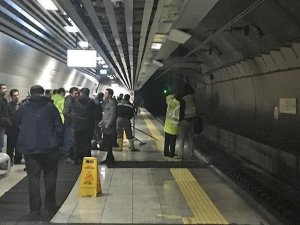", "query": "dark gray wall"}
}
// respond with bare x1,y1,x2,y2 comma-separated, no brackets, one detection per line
189,49,300,188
